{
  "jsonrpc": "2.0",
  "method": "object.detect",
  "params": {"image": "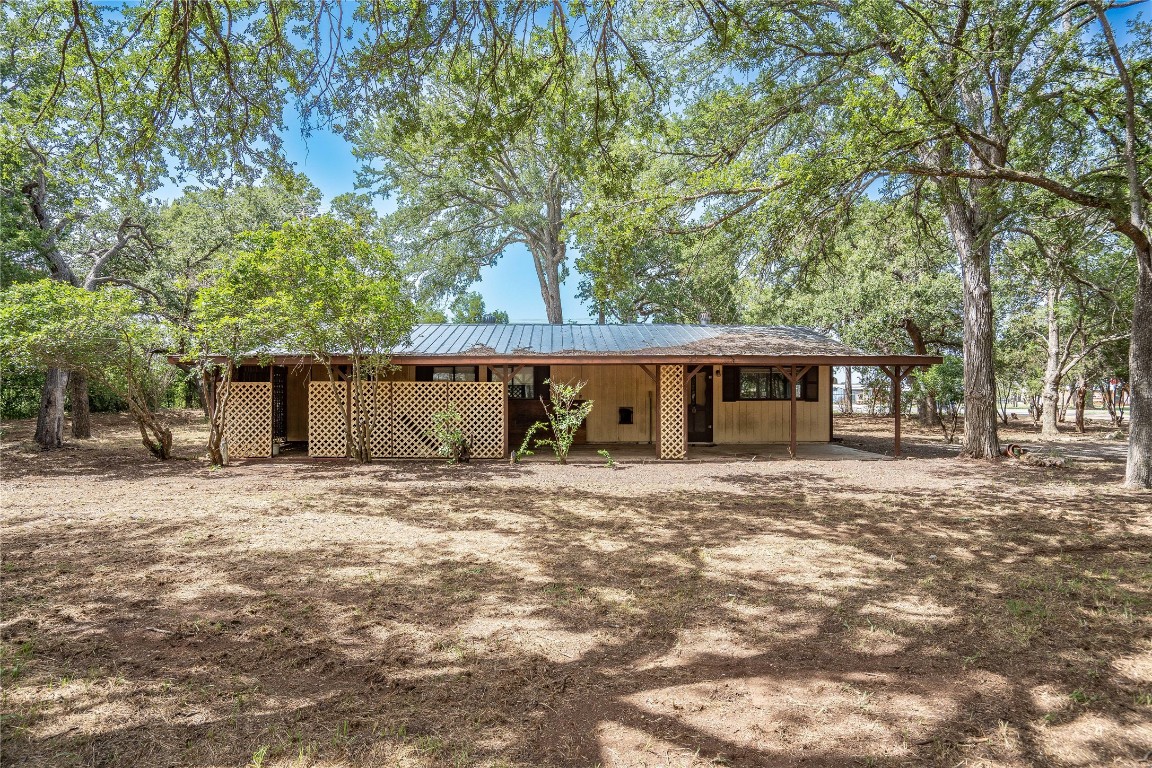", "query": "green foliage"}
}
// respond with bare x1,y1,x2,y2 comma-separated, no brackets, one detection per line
429,405,469,464
0,370,45,420
534,379,594,465
0,280,174,457
450,292,508,324
913,357,965,443
510,423,545,464
596,448,617,469
193,215,416,462
747,201,961,354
